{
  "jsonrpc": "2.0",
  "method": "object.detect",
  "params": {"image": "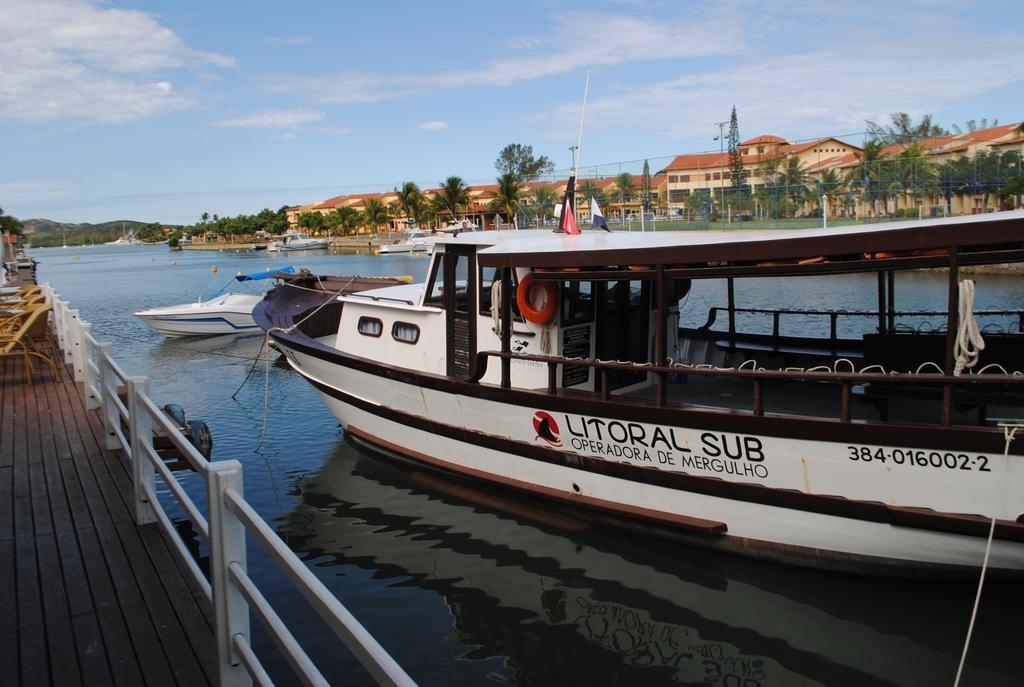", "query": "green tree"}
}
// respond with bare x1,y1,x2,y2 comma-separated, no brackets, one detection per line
846,140,888,217
394,181,424,223
533,185,558,224
334,206,361,236
866,112,947,145
0,208,24,236
578,179,605,213
641,160,652,213
489,173,524,227
896,143,933,212
298,211,326,235
614,172,634,220
361,198,389,232
811,169,846,216
781,156,808,216
433,176,471,219
495,144,554,180
727,105,744,211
